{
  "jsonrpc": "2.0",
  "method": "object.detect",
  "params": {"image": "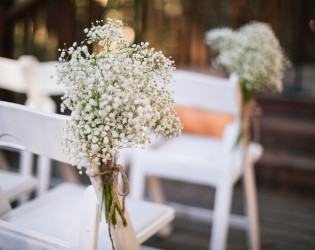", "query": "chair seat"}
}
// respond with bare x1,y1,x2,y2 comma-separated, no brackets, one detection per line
0,170,37,202
1,183,174,249
135,133,243,186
